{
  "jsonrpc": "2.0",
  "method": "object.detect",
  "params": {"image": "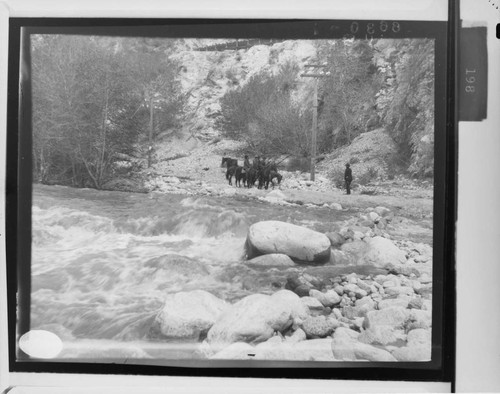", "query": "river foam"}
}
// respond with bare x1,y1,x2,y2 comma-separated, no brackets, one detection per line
31,197,251,341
